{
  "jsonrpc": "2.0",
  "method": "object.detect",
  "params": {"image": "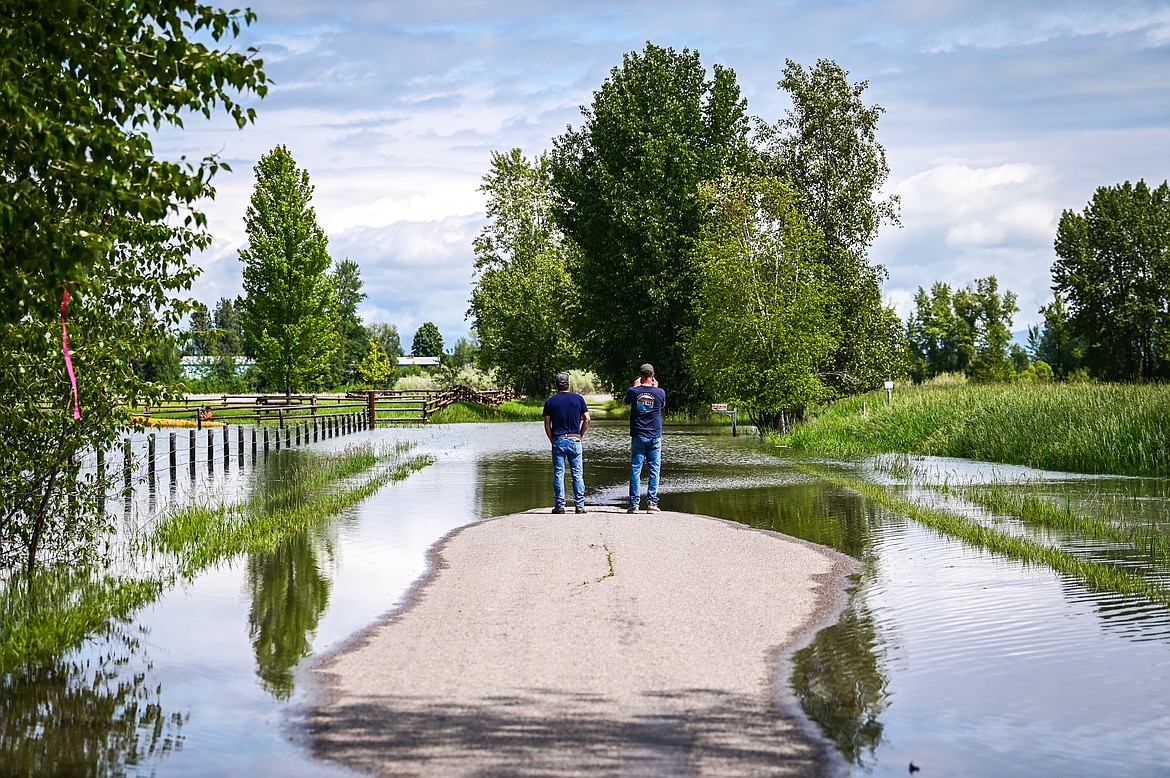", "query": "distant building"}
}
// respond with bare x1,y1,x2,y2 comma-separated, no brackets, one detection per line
180,355,256,379
397,355,441,367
